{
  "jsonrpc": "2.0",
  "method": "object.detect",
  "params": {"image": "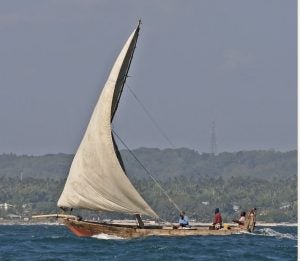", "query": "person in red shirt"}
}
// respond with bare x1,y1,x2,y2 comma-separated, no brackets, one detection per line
213,208,222,229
